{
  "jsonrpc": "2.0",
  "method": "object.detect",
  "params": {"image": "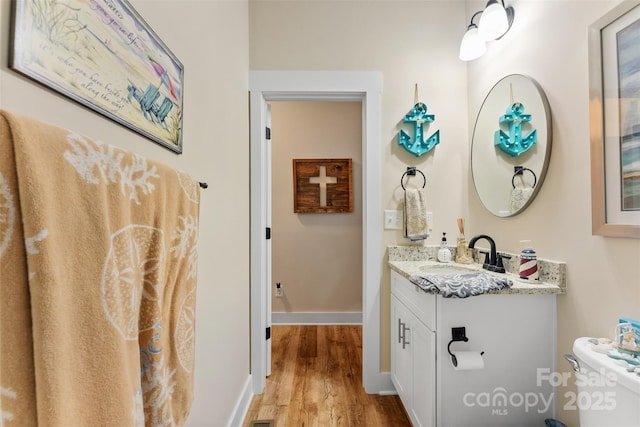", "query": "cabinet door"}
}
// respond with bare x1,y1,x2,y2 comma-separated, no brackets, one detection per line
391,271,437,331
391,295,413,409
411,320,436,427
